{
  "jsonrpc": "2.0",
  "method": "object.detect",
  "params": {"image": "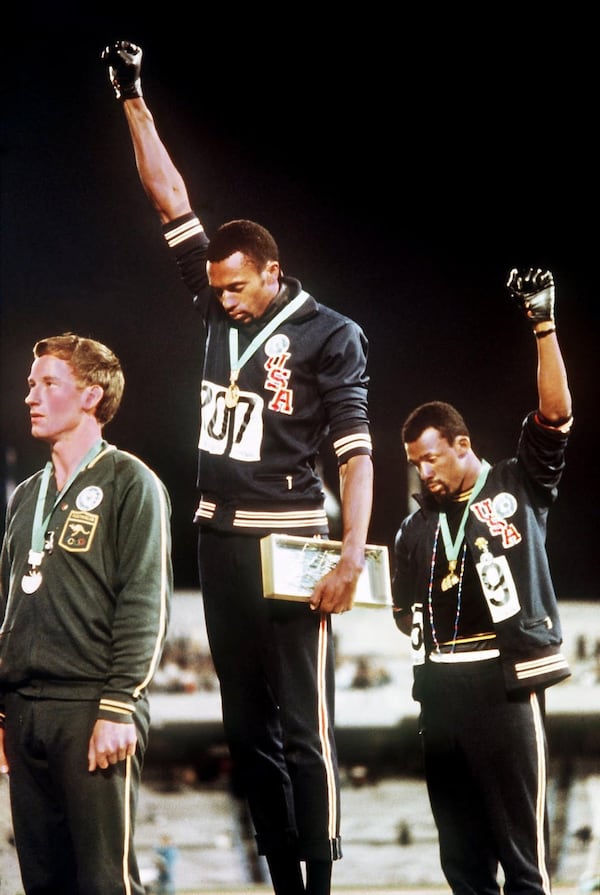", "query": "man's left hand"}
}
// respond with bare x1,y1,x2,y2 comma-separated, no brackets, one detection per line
507,267,555,325
88,718,137,771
